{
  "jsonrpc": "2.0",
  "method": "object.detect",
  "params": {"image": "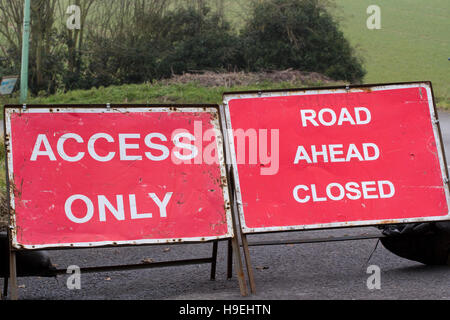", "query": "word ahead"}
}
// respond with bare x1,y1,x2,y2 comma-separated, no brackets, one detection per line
224,82,450,233
5,106,233,249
